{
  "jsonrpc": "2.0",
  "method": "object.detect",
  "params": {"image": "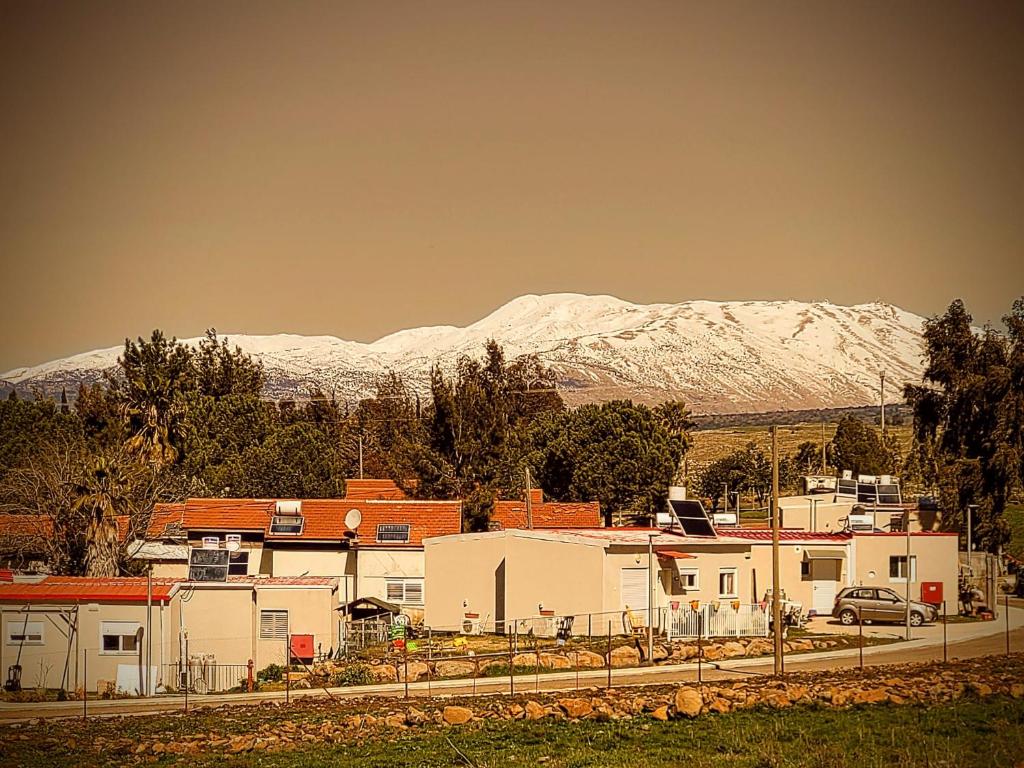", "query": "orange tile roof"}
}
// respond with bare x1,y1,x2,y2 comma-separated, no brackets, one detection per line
164,498,463,546
344,479,408,500
492,490,601,530
147,503,186,538
0,514,53,543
